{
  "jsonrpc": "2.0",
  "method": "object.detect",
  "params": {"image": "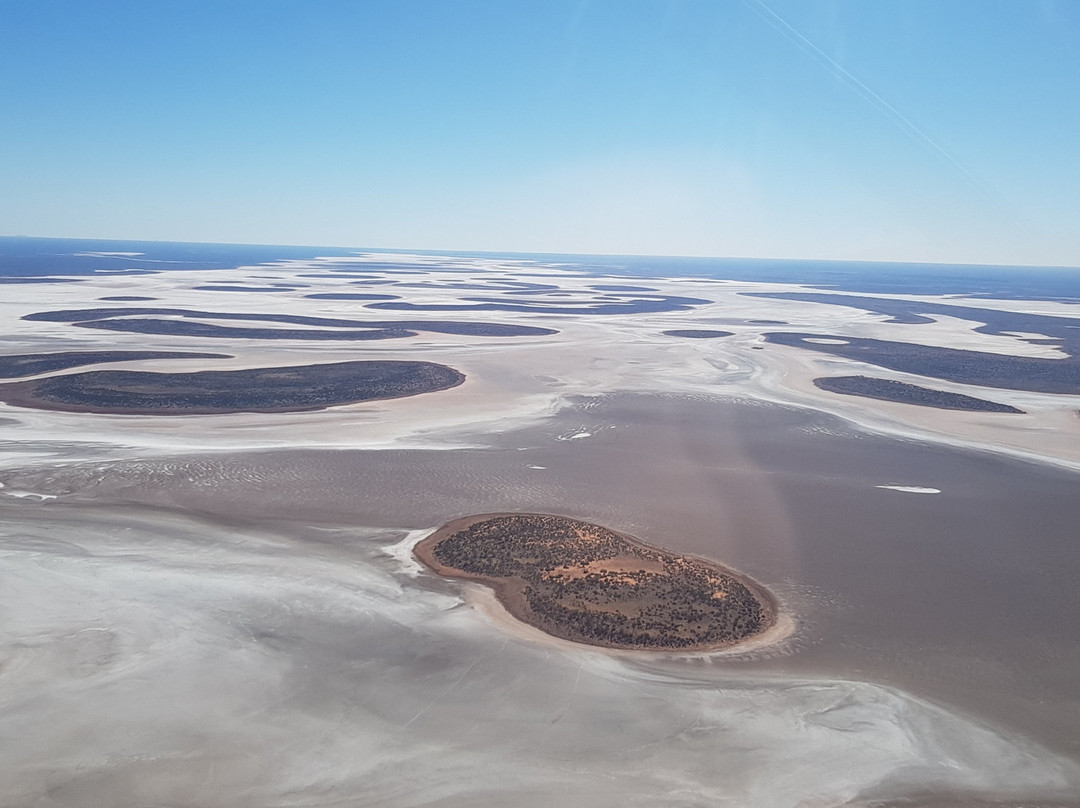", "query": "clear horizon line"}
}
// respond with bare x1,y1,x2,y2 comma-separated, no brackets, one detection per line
1,232,1078,272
